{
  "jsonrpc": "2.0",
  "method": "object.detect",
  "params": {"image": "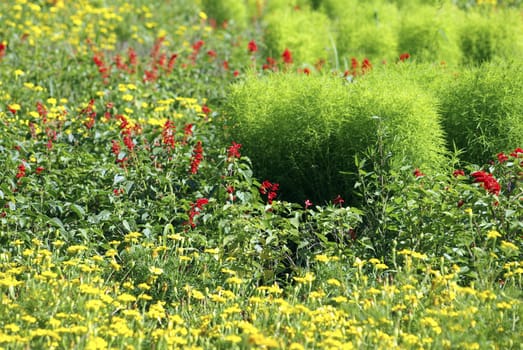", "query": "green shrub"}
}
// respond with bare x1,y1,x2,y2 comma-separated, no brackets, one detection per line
436,61,523,164
396,3,463,65
458,8,523,65
201,0,248,28
224,70,447,203
333,0,399,63
263,7,333,65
